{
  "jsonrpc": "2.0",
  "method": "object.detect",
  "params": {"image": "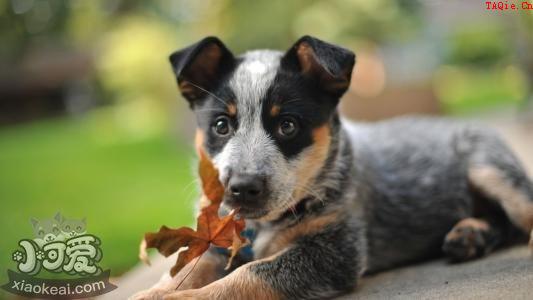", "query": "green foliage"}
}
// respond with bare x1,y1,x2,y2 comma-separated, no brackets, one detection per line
95,14,185,135
446,24,512,66
218,0,422,51
0,112,197,284
435,65,527,114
